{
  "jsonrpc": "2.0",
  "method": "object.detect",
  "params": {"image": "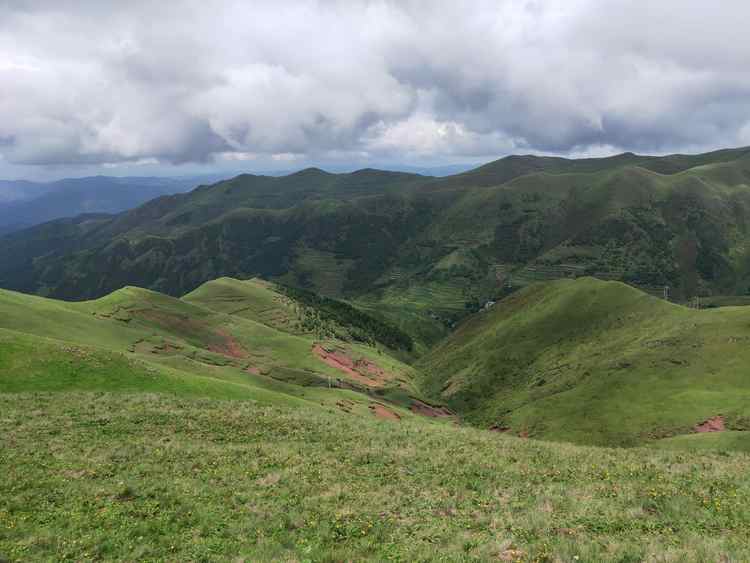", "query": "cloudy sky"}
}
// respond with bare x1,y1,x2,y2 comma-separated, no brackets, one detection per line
2,0,750,180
